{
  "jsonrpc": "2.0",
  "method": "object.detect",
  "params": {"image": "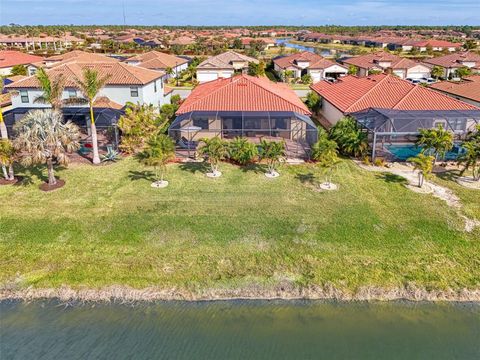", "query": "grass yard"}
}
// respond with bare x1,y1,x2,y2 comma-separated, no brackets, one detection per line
0,158,479,294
